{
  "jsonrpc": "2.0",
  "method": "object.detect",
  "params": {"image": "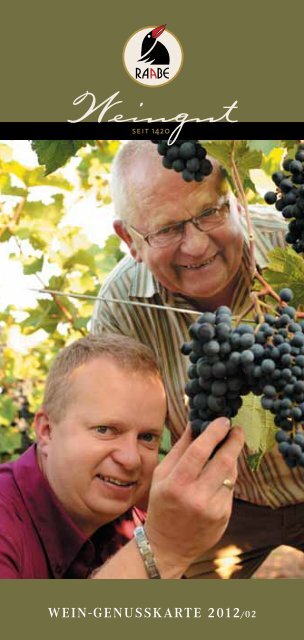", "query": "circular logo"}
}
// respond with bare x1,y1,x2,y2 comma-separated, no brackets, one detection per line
123,25,183,87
